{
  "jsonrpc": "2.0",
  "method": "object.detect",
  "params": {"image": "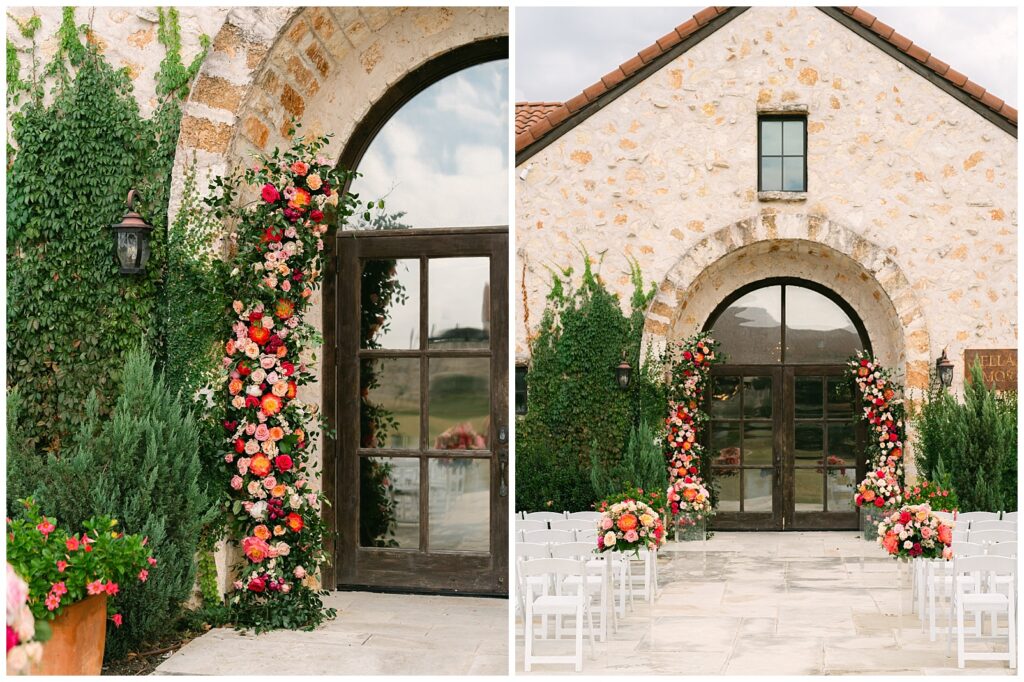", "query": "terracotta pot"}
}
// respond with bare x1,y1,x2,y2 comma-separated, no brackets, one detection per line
29,595,108,676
